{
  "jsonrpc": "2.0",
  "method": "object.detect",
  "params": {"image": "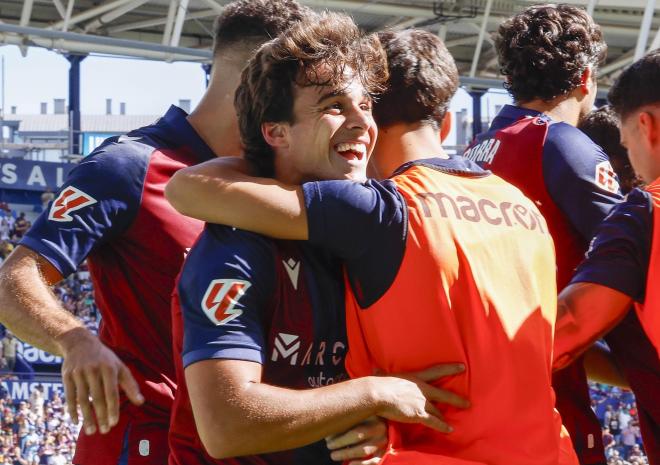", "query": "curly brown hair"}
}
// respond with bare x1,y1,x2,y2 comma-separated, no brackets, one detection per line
373,29,458,128
235,12,388,177
495,4,606,103
578,105,643,193
213,0,314,54
608,50,660,120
